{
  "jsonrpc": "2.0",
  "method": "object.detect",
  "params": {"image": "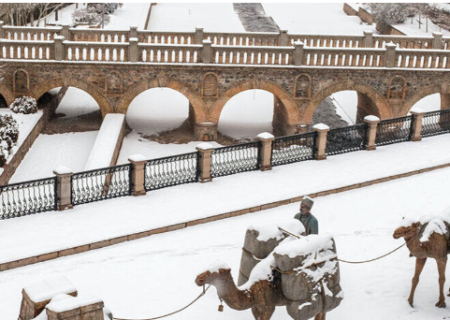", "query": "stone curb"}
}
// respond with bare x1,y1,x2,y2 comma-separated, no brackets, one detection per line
2,161,450,272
